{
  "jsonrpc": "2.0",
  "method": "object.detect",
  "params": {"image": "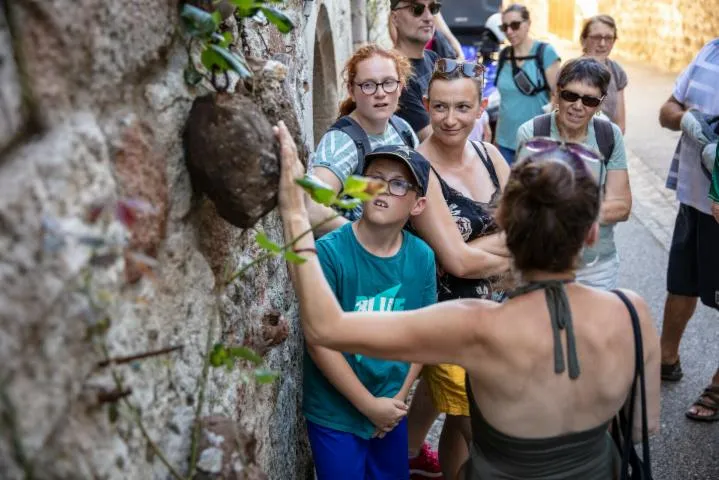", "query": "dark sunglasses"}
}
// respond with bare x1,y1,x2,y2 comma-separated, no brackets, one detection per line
559,89,604,108
435,58,485,79
499,20,524,32
394,1,442,17
519,137,604,186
